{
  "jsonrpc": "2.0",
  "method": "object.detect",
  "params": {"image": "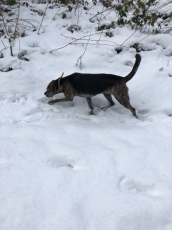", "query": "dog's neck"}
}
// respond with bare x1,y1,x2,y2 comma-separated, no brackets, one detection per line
55,78,63,92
